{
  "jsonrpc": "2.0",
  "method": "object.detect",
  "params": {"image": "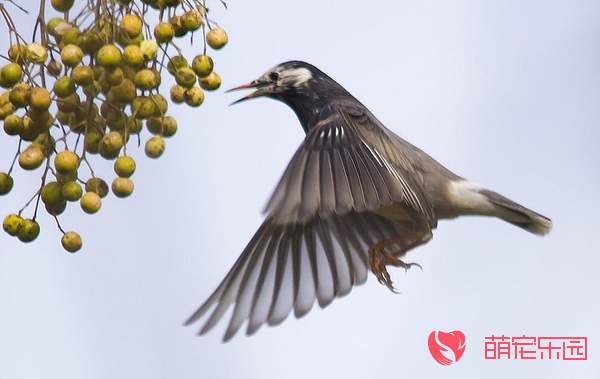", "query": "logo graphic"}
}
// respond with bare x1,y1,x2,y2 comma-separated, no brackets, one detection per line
428,330,466,365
